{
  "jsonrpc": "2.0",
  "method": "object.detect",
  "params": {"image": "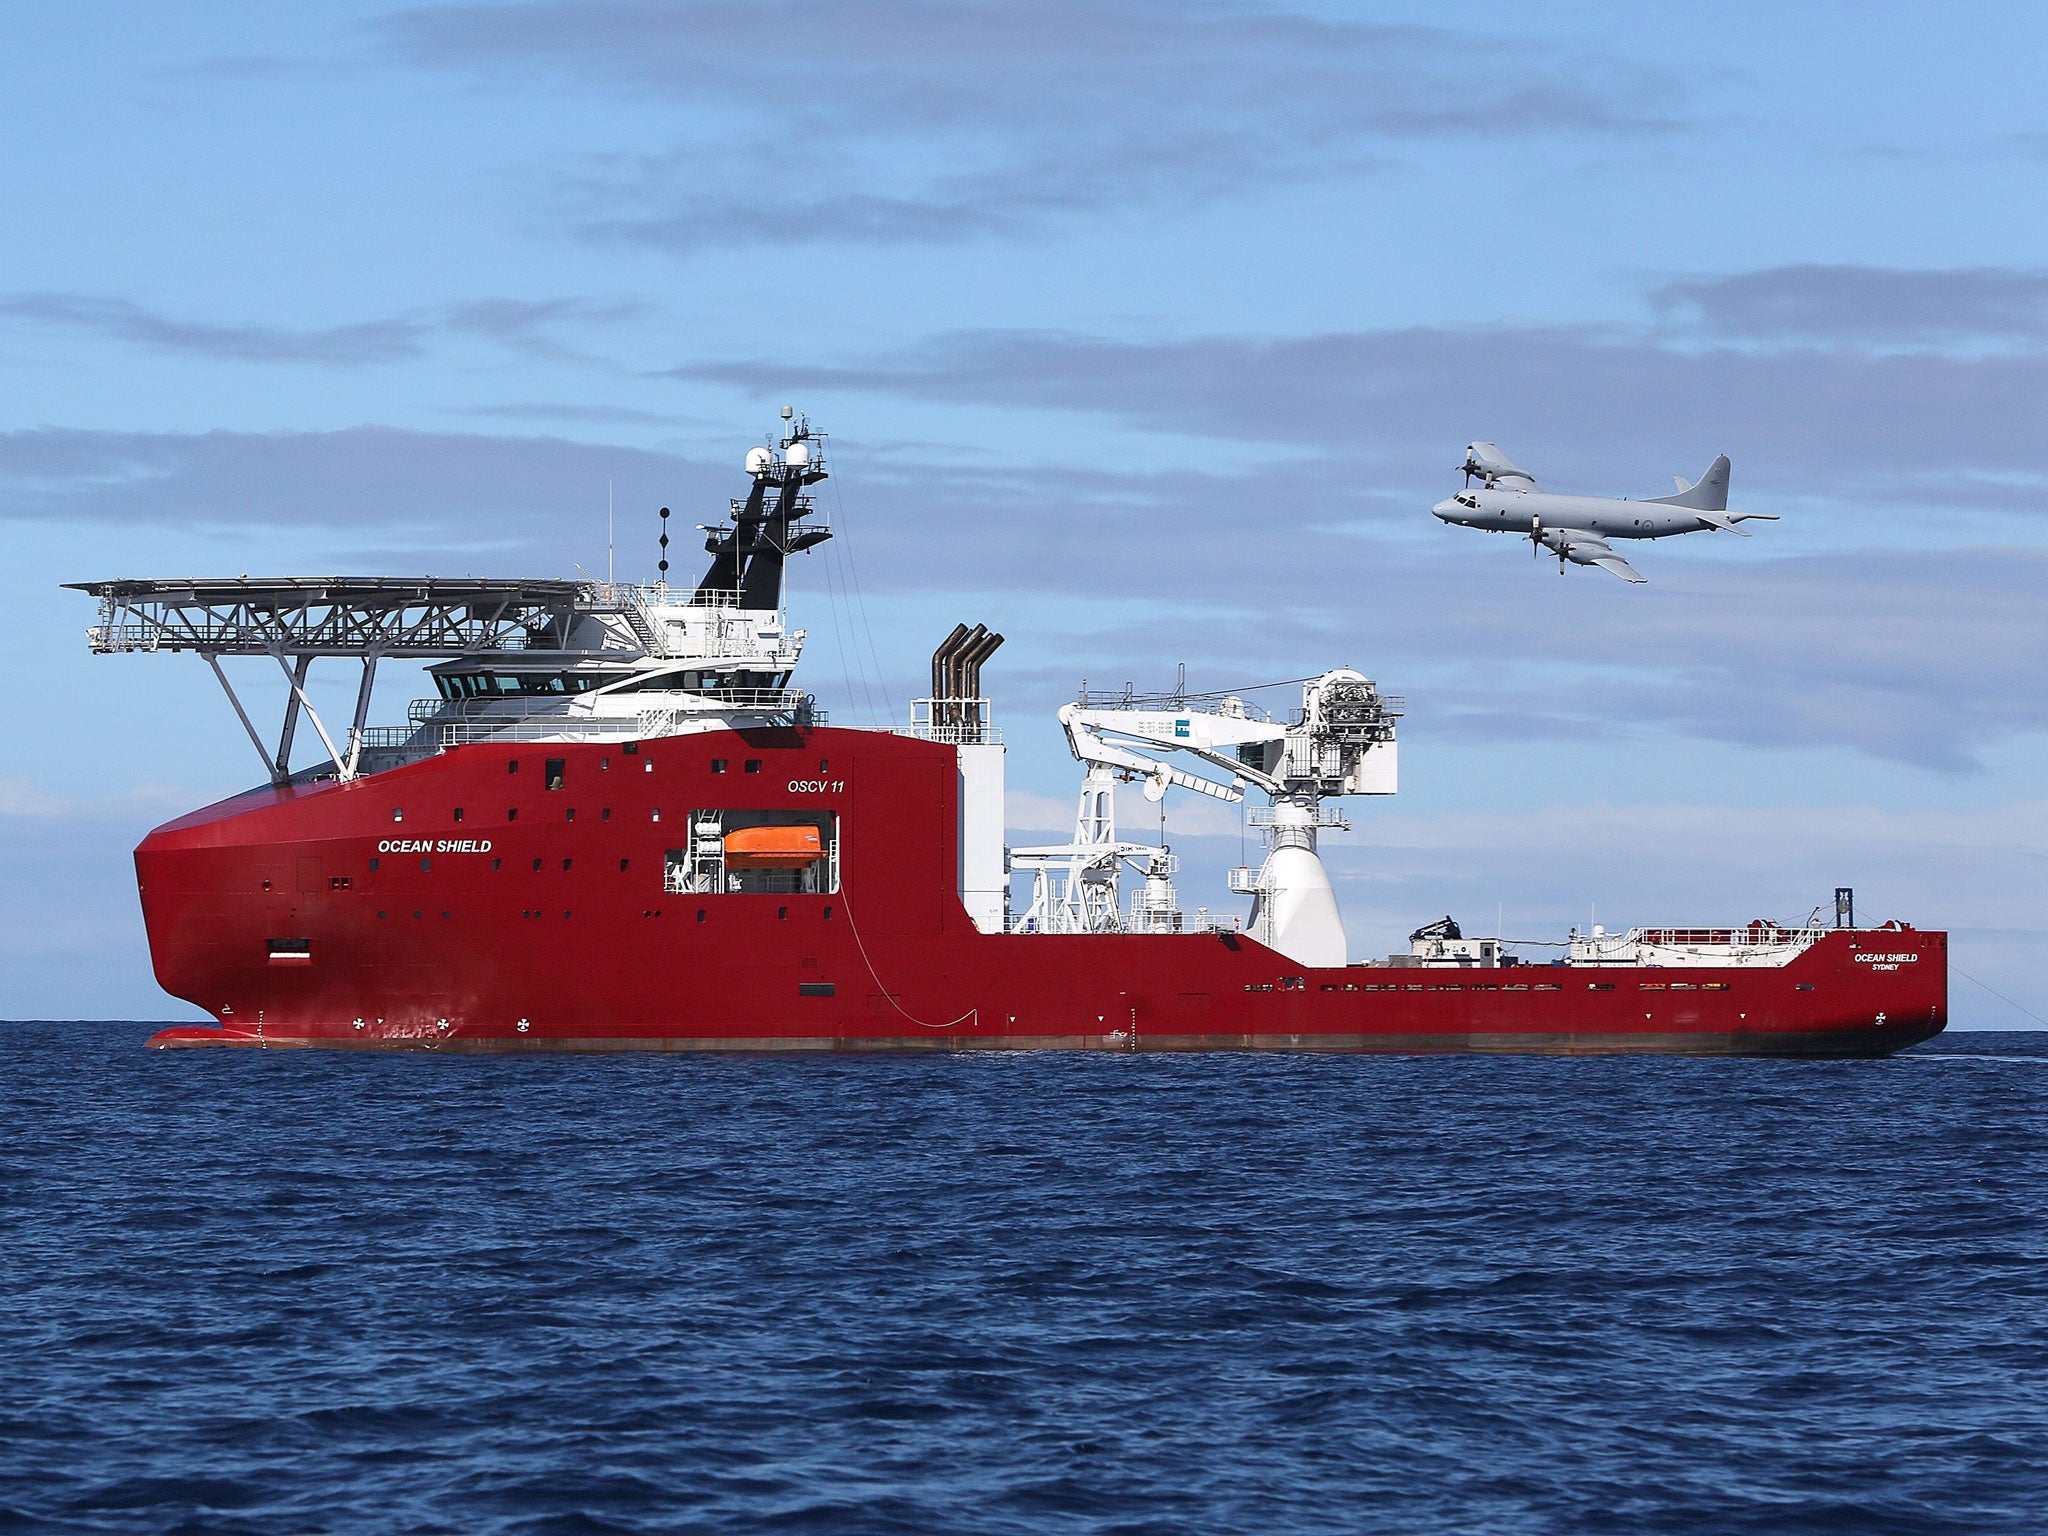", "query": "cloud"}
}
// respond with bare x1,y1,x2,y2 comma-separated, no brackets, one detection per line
16,418,2047,770
0,294,426,367
1653,265,2048,345
381,0,1681,249
0,292,645,368
677,322,2048,486
0,425,720,564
